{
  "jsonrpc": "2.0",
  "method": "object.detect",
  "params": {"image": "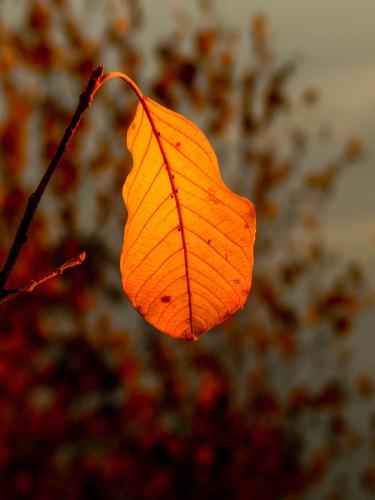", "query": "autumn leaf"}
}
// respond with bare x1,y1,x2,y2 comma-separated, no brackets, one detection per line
121,94,255,340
